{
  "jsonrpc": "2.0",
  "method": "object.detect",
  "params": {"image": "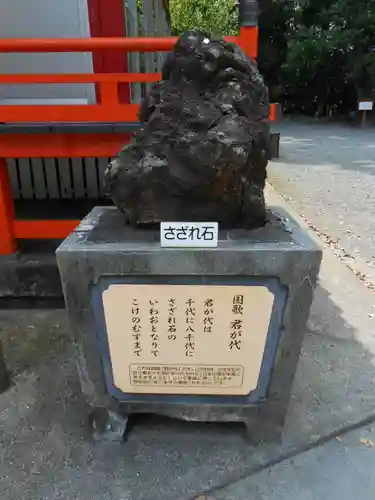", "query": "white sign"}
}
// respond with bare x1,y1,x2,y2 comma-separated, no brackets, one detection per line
160,222,219,248
102,283,275,395
359,101,373,111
